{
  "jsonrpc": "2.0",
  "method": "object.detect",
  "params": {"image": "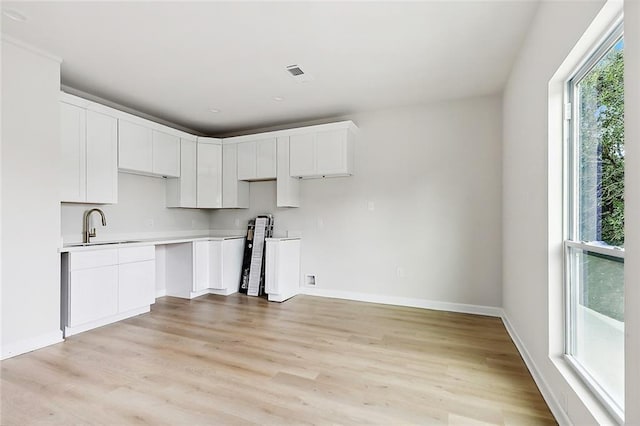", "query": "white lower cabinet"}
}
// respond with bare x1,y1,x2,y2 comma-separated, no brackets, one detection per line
265,237,301,302
68,265,118,327
166,238,244,299
118,246,156,313
63,245,156,336
193,241,211,292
